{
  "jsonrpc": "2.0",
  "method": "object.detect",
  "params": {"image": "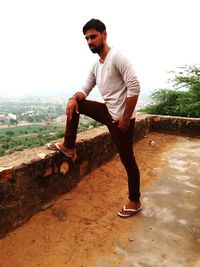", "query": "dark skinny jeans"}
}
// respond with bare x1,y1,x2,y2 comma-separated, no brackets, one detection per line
64,100,140,202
